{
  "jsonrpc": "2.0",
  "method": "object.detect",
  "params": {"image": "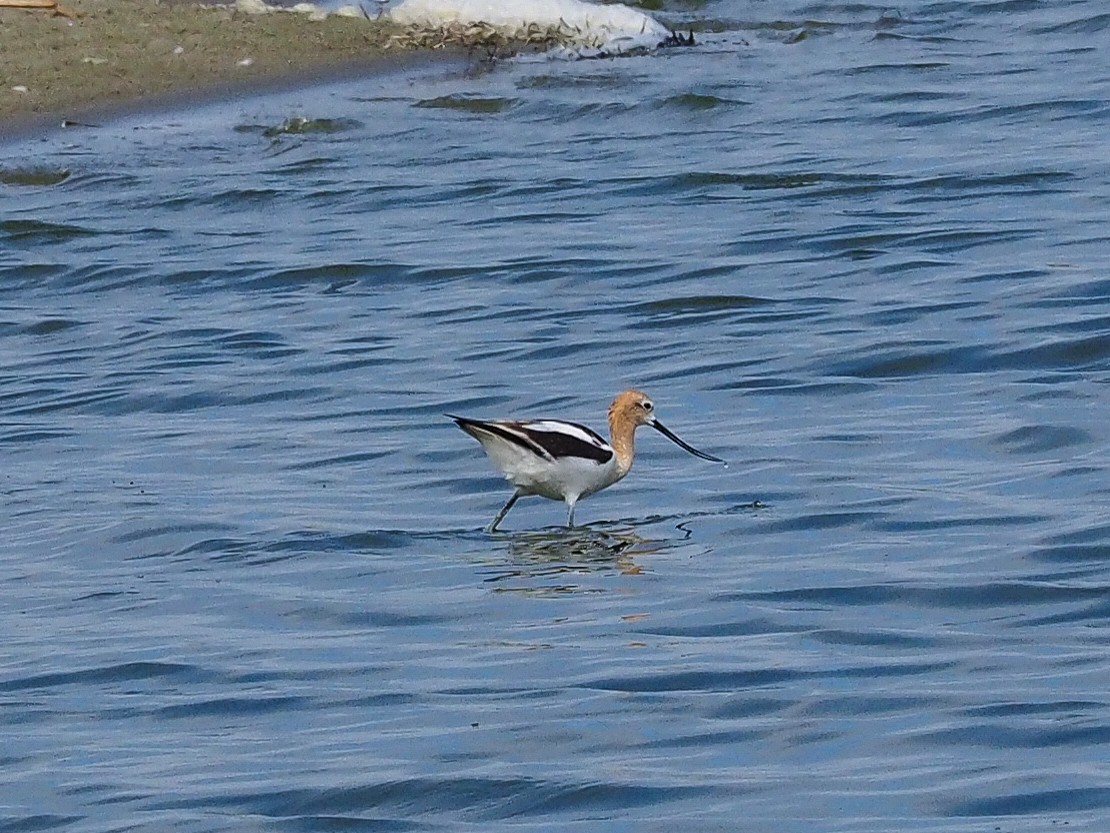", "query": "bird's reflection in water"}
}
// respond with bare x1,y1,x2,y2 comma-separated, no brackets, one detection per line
478,526,664,594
